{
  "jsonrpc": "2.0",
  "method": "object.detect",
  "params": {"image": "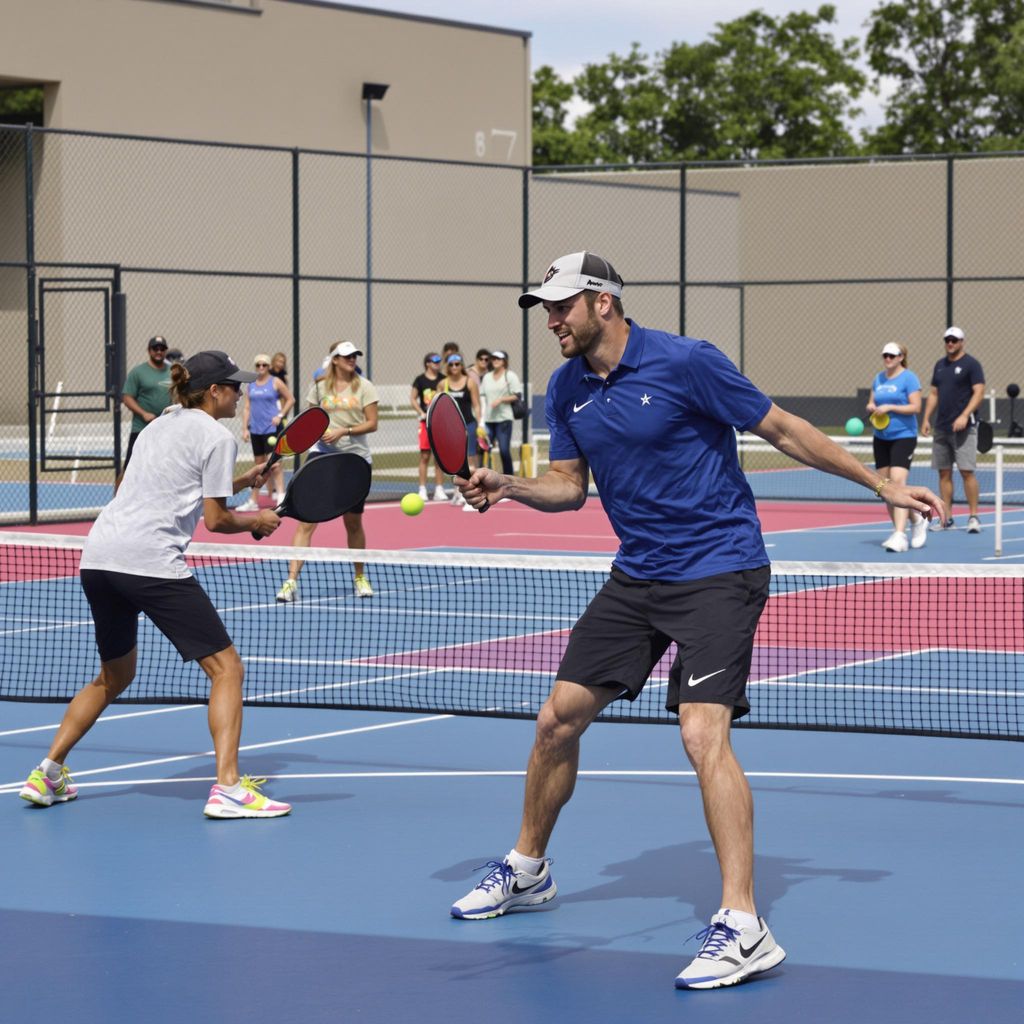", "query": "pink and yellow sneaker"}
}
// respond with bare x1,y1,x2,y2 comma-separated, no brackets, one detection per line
19,766,78,807
203,775,291,819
